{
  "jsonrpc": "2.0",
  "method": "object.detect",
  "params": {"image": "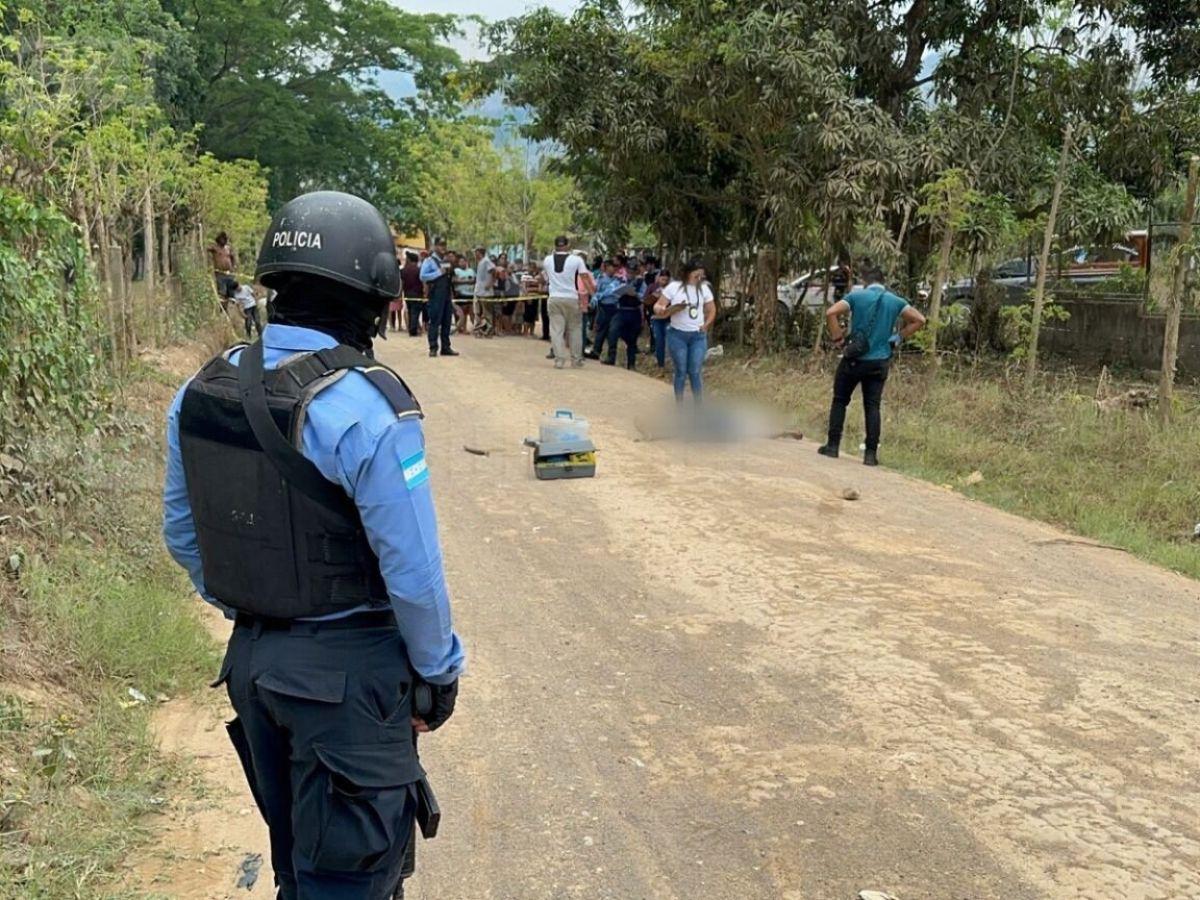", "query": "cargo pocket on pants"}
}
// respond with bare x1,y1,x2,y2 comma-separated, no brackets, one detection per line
225,717,268,822
304,741,424,873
